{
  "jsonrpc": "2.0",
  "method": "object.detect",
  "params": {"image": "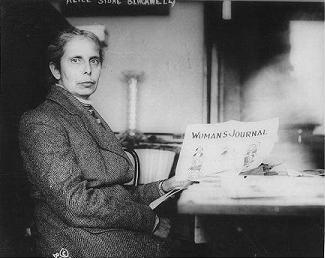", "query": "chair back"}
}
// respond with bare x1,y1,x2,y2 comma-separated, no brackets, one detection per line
123,148,140,186
134,146,179,185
